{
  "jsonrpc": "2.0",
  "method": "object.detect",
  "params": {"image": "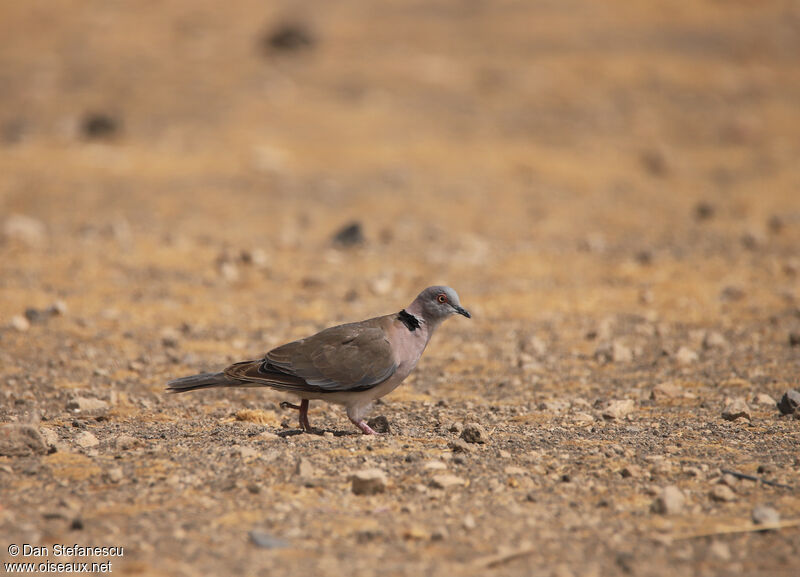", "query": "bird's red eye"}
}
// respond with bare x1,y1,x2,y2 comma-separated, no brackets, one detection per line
437,293,447,303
